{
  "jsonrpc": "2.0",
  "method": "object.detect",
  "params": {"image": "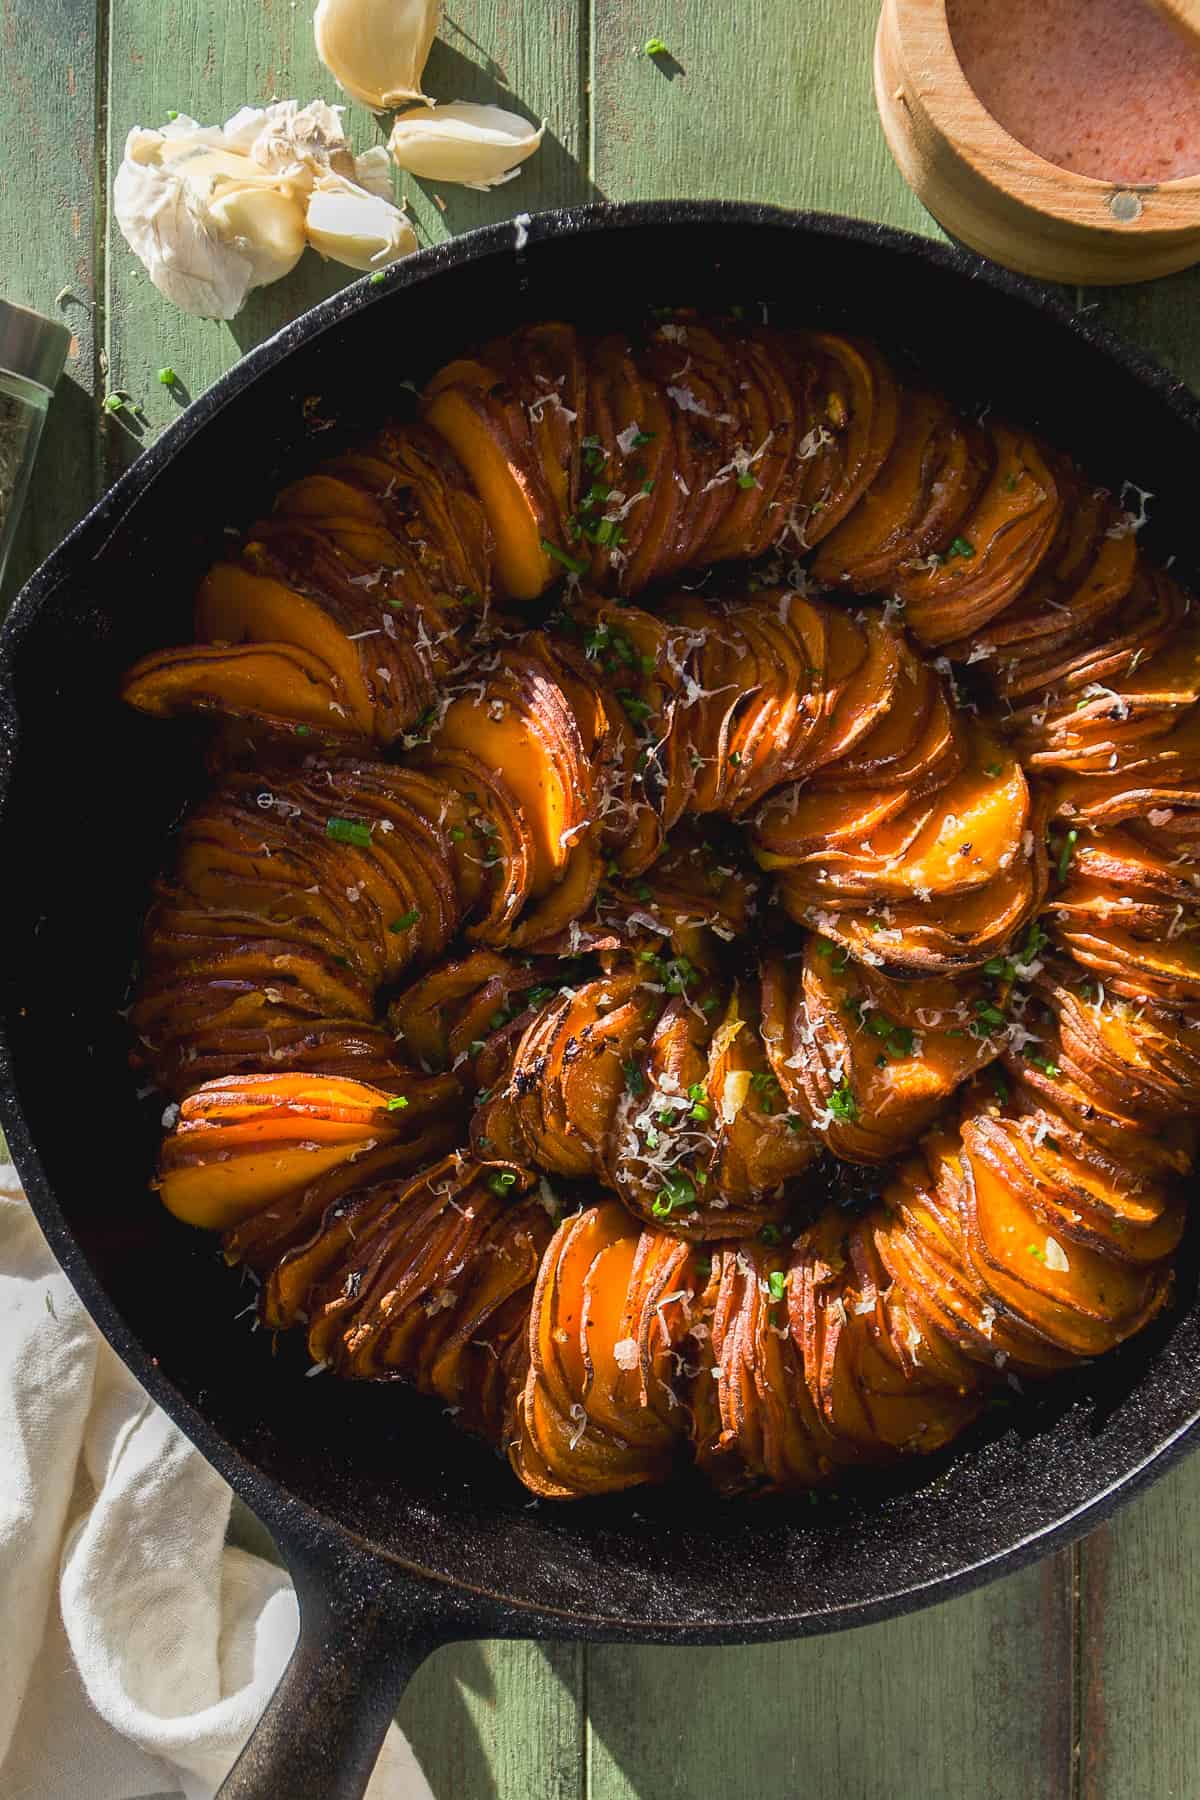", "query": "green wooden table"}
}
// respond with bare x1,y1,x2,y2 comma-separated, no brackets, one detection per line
6,2,1200,1794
